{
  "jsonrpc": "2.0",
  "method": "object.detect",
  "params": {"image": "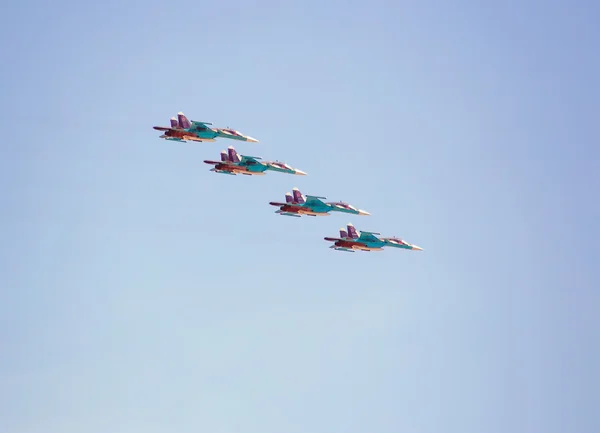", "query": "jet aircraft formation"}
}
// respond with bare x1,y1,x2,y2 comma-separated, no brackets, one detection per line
153,111,423,253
